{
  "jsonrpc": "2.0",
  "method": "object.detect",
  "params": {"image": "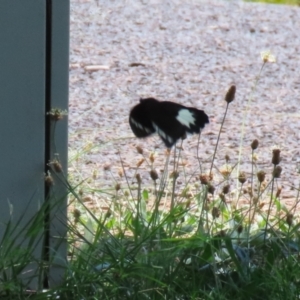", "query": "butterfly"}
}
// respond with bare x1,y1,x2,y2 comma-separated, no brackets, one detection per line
129,98,209,148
